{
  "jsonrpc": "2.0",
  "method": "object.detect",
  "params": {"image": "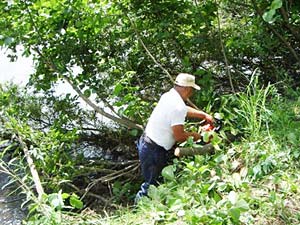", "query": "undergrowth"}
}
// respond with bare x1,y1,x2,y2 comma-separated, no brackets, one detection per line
92,82,300,225
1,79,300,224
